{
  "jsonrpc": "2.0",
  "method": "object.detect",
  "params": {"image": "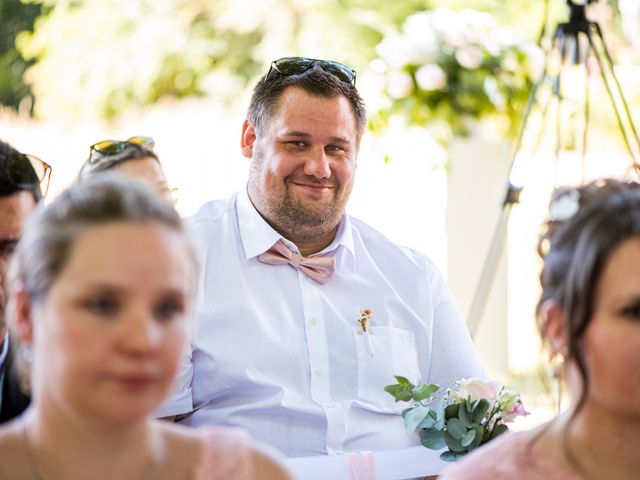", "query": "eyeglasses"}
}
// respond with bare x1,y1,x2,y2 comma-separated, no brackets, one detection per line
88,136,155,165
267,57,357,85
0,153,52,198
